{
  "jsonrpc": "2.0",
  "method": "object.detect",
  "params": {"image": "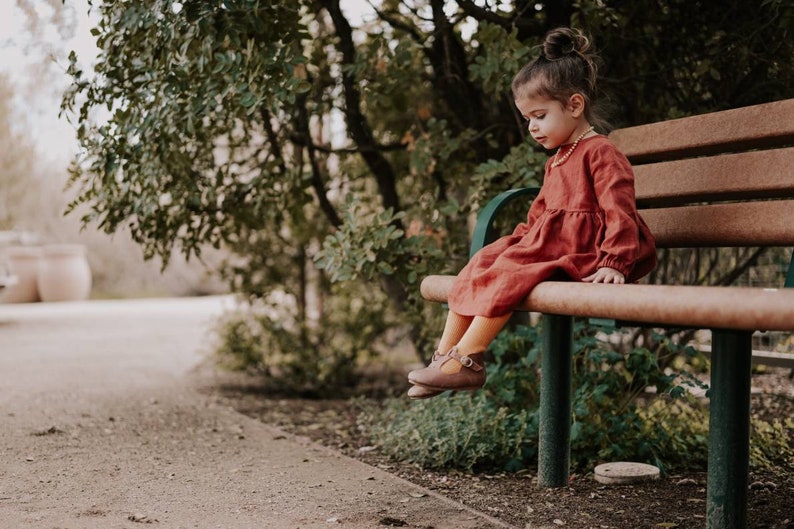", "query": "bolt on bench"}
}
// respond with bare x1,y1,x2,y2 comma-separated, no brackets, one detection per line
420,99,794,529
